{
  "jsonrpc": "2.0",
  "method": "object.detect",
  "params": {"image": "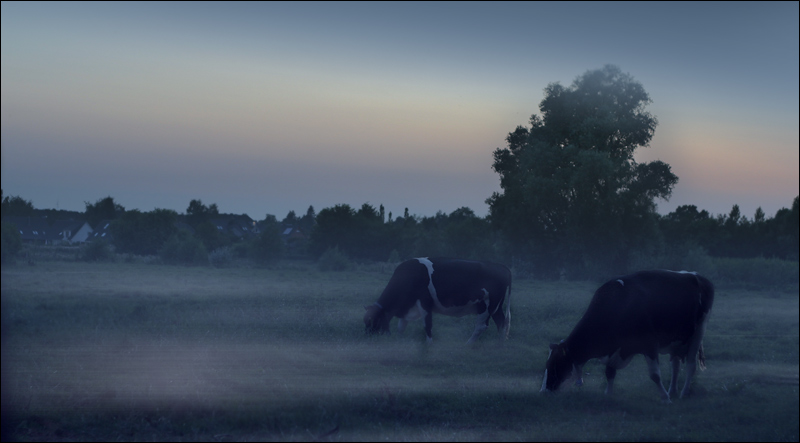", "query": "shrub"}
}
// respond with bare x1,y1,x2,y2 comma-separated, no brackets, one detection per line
387,249,401,263
712,256,799,288
251,228,283,265
208,247,233,268
2,221,23,264
81,240,114,262
318,246,351,271
160,232,208,266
